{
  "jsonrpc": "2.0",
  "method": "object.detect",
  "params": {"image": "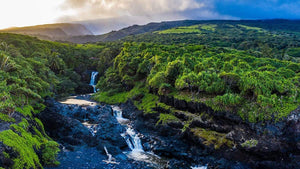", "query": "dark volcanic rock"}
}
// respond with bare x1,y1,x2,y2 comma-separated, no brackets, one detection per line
0,142,16,168
38,106,94,147
120,96,300,169
94,106,128,154
75,83,94,94
39,97,128,156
